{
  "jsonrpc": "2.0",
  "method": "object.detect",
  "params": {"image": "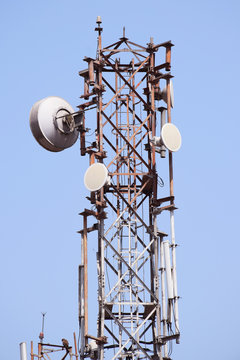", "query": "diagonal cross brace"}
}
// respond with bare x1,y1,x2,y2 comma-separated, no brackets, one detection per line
103,235,158,302
106,112,151,170
102,55,150,112
102,74,149,131
111,183,157,240
104,257,145,304
104,305,156,360
105,236,155,301
104,194,152,254
103,178,152,239
102,110,150,171
102,53,152,112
